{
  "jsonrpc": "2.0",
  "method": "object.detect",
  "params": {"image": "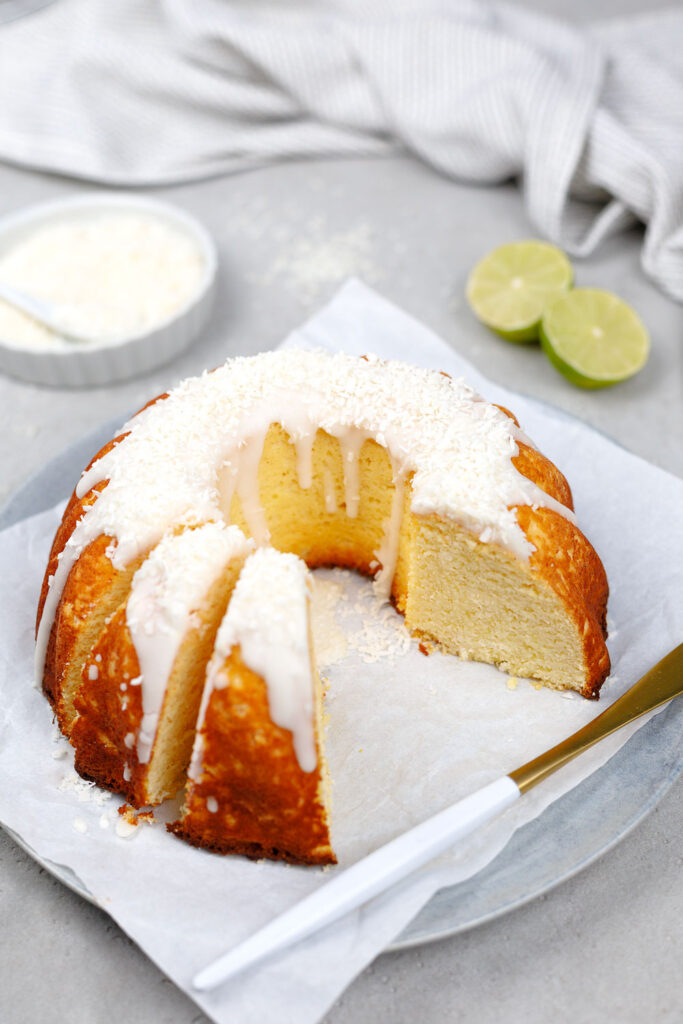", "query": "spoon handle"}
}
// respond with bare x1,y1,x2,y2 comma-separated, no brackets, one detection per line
511,642,683,793
0,280,54,325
